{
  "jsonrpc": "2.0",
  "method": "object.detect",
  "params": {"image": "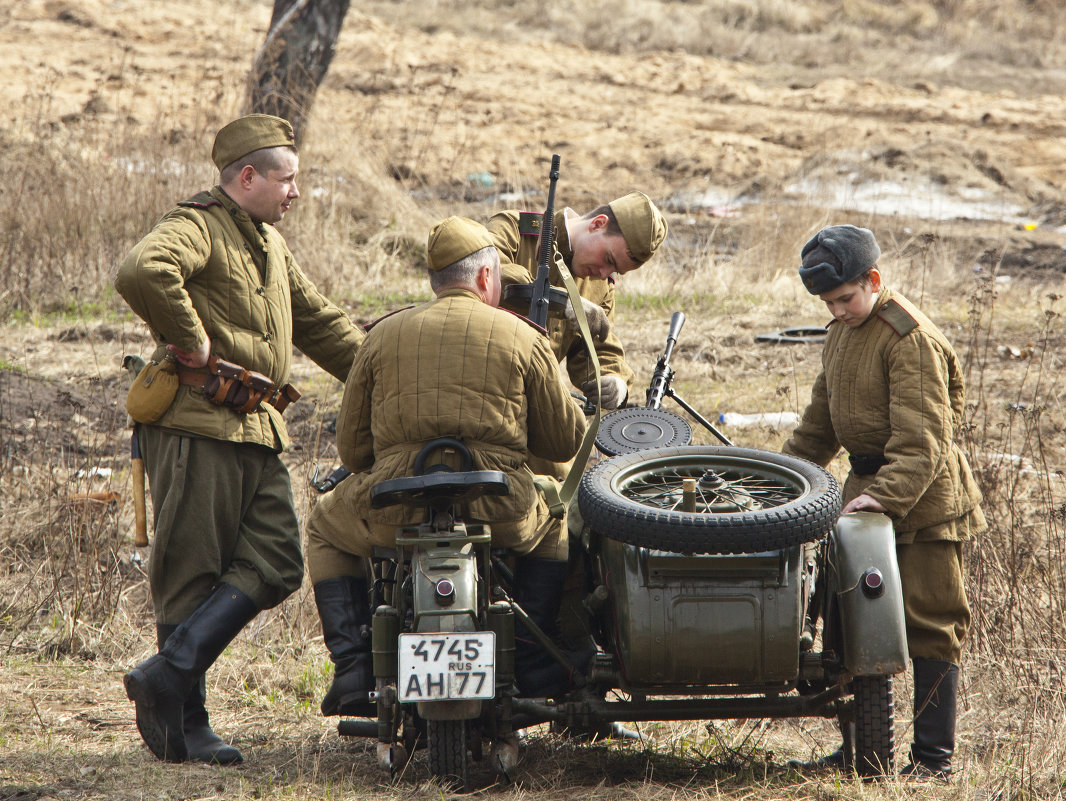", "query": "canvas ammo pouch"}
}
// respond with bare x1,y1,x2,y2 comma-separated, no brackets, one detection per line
179,355,301,415
126,355,180,423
